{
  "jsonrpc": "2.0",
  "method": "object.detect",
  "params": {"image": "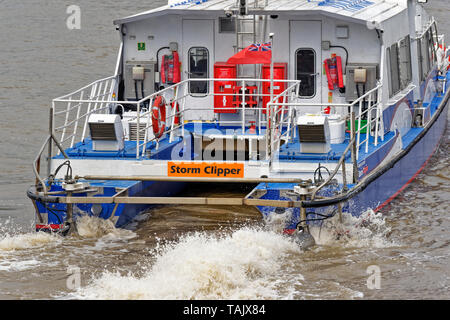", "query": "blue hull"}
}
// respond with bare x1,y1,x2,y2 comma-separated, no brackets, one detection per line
351,99,448,214
262,93,448,231
33,180,186,231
